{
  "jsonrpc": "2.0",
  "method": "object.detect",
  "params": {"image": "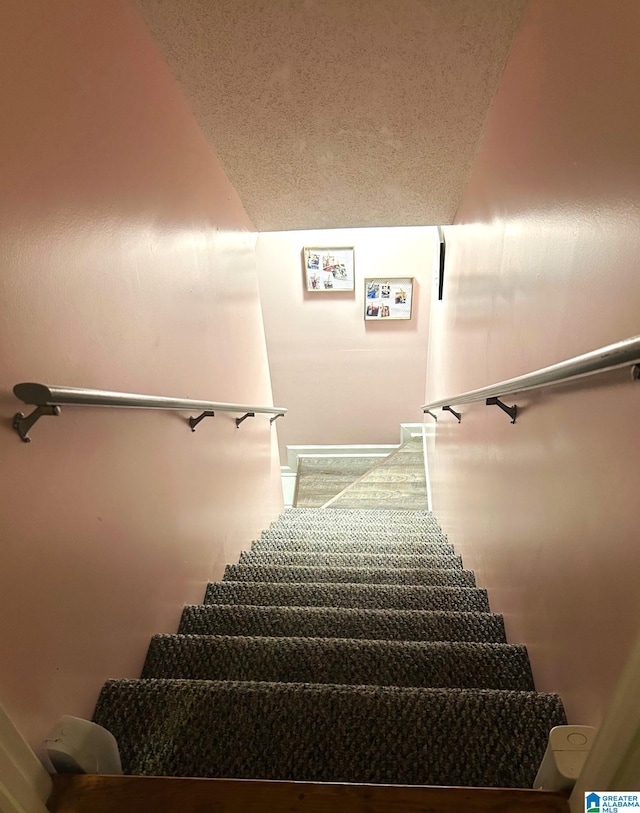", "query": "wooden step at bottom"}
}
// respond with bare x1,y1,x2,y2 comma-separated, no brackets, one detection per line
48,774,571,813
93,679,566,787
